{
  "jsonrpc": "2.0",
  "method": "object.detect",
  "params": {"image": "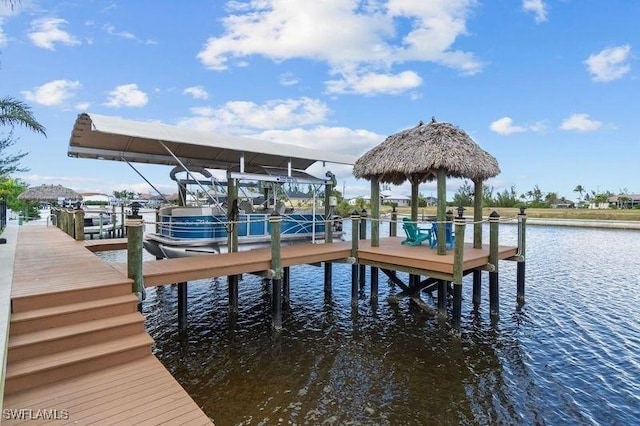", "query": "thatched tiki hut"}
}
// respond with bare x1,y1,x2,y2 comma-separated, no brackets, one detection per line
353,118,500,255
18,184,81,204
